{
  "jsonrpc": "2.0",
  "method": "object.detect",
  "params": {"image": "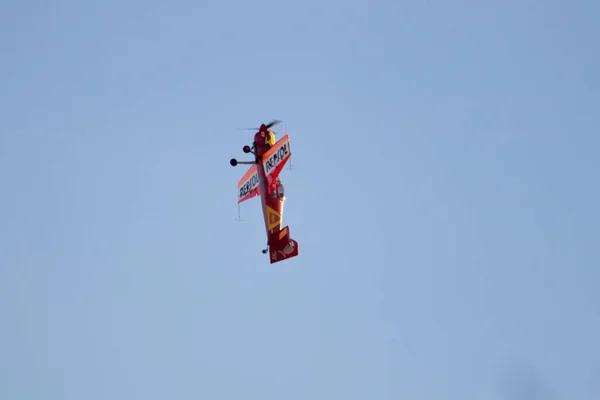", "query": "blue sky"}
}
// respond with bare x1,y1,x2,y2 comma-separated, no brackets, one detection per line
1,0,598,398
